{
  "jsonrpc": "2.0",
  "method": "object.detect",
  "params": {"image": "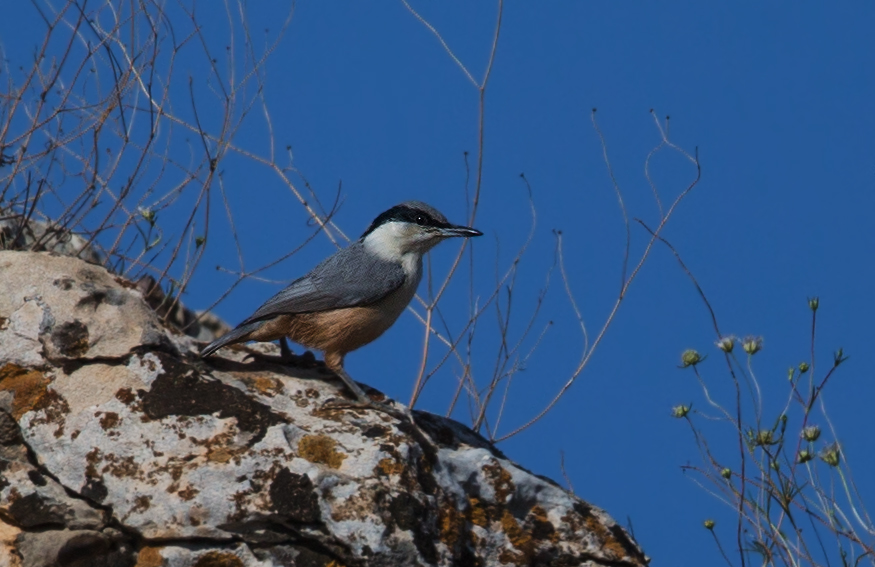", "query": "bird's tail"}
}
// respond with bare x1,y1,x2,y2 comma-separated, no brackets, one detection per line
200,320,264,358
